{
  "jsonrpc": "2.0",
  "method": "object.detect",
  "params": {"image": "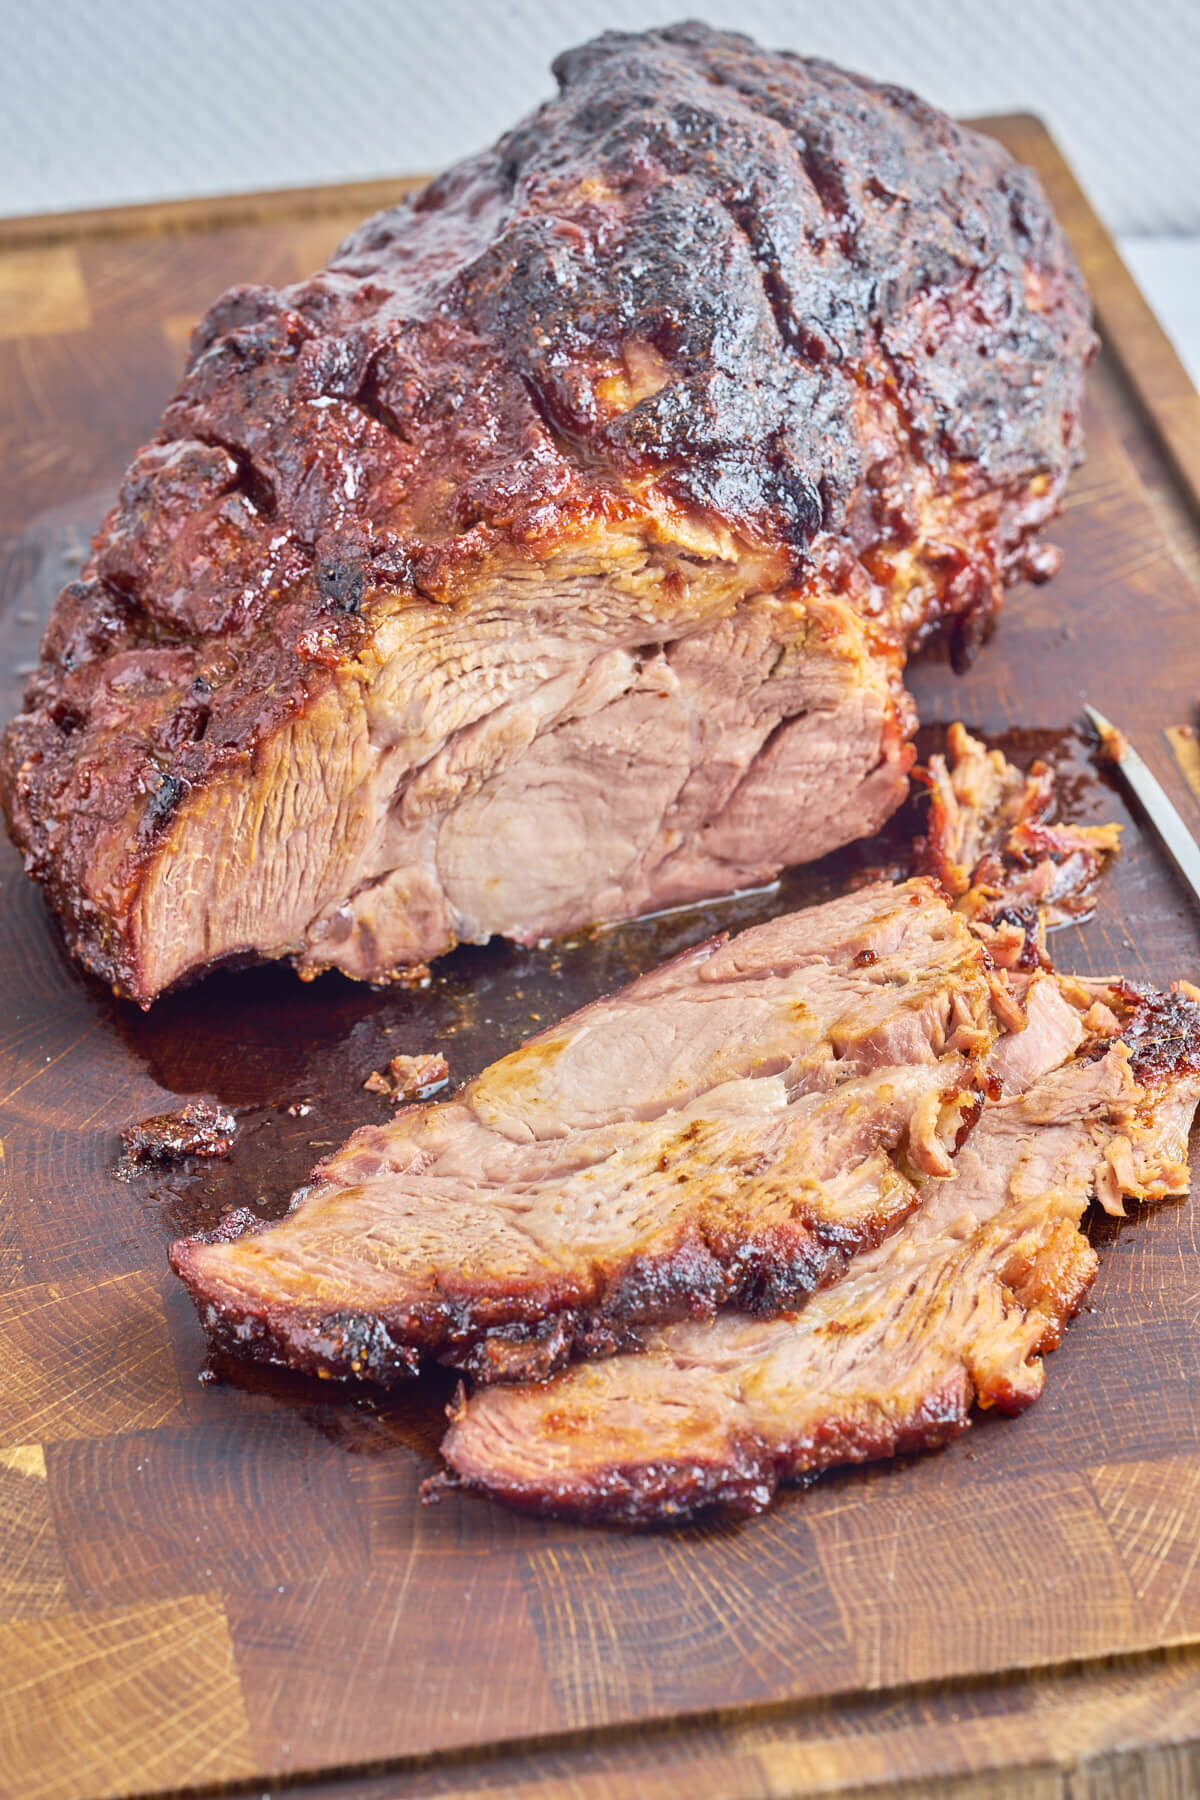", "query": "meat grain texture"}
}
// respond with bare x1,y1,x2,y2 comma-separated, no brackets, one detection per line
0,24,1093,1004
172,880,997,1384
438,975,1200,1522
169,853,1200,1525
